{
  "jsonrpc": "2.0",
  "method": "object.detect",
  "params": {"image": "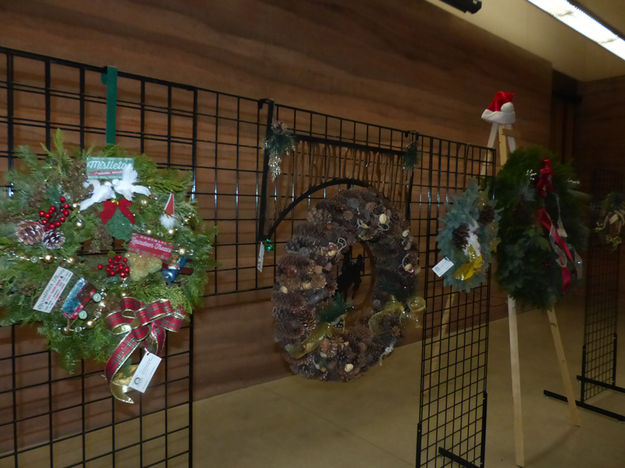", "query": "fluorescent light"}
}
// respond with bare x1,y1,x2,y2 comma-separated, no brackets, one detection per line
528,0,625,61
